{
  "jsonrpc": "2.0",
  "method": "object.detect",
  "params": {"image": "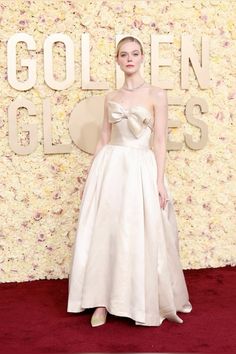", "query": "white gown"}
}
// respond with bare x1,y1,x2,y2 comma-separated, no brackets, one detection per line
67,100,192,326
